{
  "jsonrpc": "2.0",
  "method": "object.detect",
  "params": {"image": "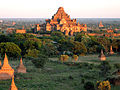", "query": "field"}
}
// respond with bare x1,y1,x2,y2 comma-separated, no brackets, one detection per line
0,54,120,90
